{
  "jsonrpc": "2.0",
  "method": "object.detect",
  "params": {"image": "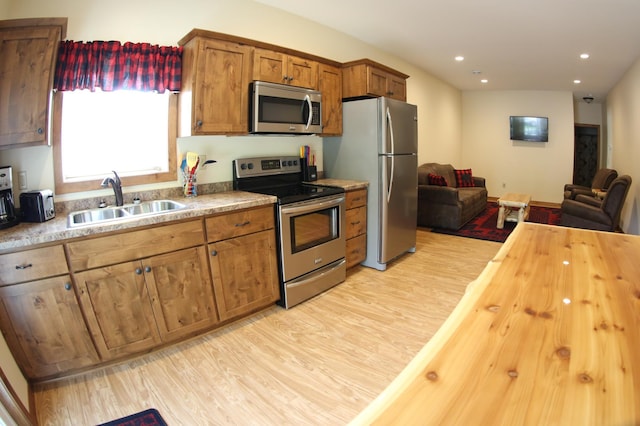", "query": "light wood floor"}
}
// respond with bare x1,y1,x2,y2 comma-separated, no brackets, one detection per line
33,230,501,425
